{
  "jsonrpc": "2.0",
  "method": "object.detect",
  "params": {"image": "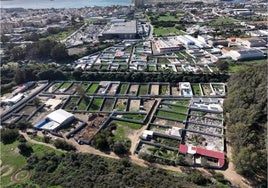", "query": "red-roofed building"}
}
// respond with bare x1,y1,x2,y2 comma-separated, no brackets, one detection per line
179,144,188,154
